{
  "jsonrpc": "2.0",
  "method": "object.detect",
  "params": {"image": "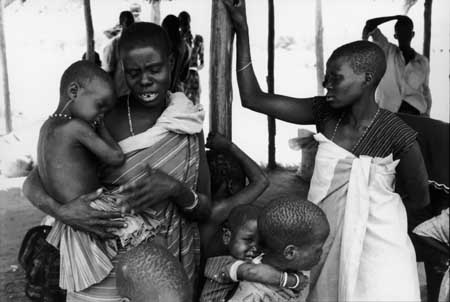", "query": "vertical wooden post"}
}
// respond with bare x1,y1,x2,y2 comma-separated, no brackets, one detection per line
149,0,161,25
209,0,234,139
315,0,324,95
0,0,12,133
83,0,95,62
423,0,432,60
267,0,276,169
